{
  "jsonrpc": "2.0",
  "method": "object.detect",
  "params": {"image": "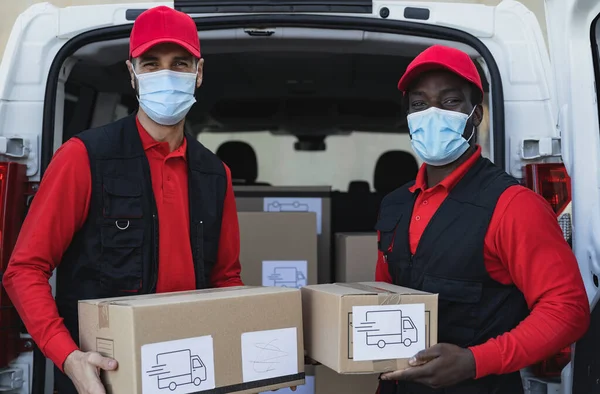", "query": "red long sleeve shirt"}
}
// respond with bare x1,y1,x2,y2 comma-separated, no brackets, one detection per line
375,146,590,379
3,117,243,370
